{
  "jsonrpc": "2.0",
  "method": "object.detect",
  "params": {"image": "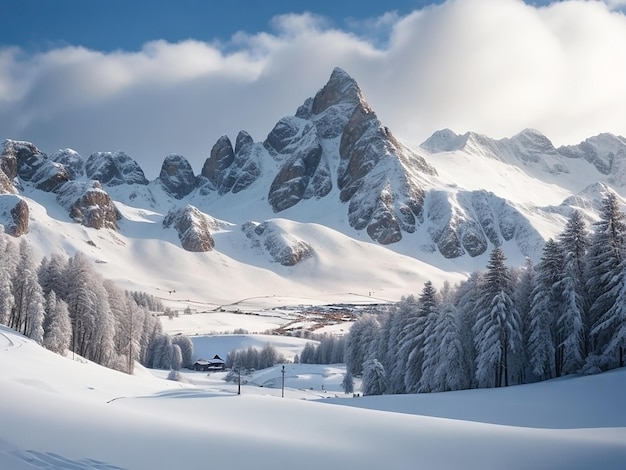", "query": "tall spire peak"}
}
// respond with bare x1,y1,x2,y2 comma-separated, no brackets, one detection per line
311,67,363,115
